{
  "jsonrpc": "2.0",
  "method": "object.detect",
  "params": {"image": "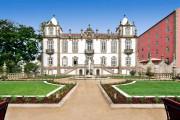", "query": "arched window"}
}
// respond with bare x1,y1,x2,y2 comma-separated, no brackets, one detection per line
48,57,53,65
111,56,117,67
62,56,68,66
101,56,106,65
125,39,132,49
48,27,54,35
111,40,117,53
73,56,78,66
